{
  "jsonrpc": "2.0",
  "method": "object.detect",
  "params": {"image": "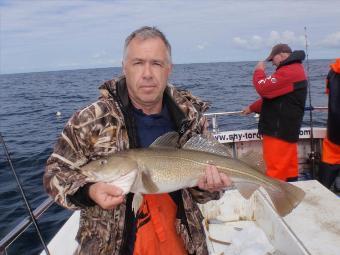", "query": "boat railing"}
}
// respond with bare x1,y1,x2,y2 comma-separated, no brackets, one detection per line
204,106,327,133
0,197,54,255
204,111,243,133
